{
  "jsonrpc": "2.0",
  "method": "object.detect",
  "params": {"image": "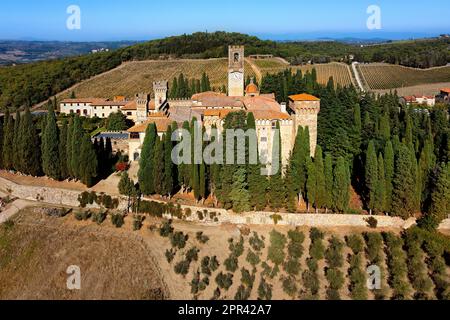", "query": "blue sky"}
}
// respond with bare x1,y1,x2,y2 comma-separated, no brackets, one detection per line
0,0,449,41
